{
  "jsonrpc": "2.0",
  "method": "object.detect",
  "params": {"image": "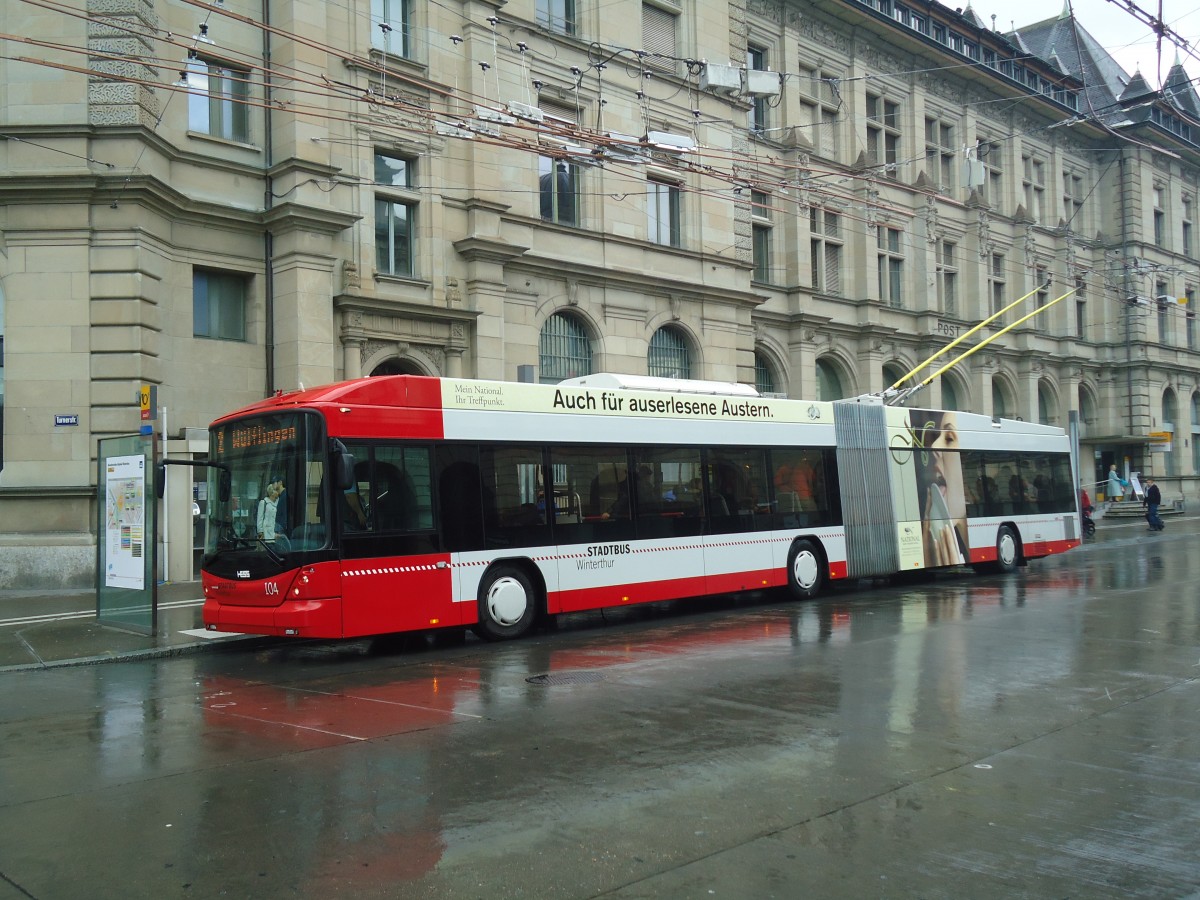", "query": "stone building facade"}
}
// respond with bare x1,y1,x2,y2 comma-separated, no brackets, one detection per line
1,0,1198,587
